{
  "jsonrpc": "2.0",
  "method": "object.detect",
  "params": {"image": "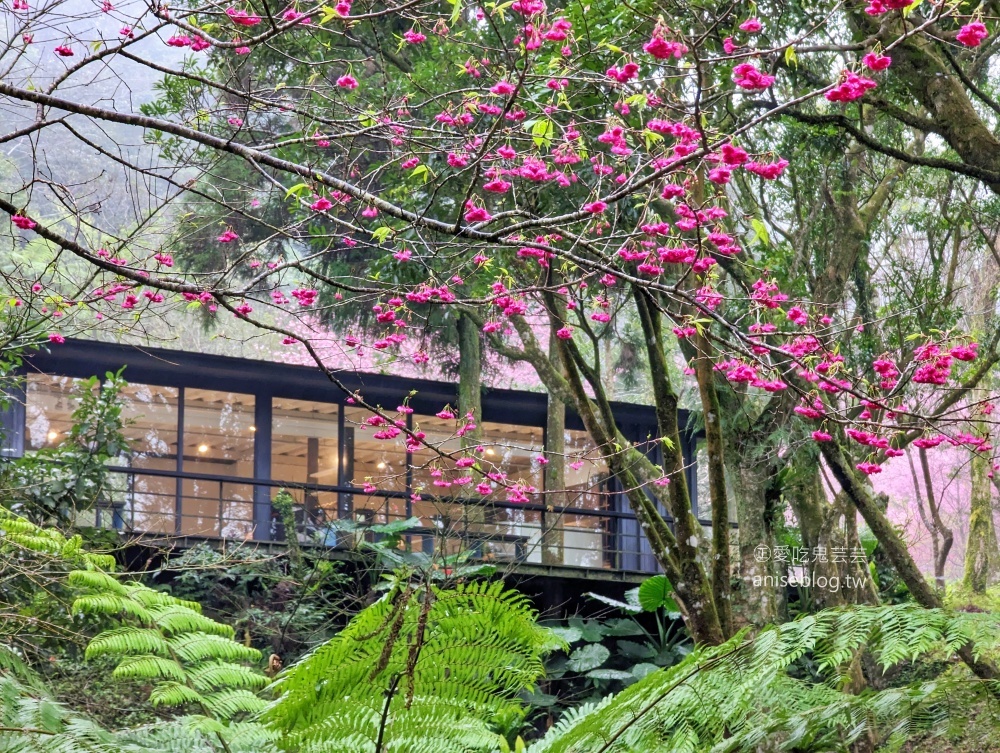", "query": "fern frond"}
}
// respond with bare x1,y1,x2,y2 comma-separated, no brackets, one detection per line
201,689,268,718
168,634,261,664
111,655,187,683
529,603,1000,753
152,605,235,638
188,662,270,693
73,593,155,622
266,578,562,753
74,567,269,725
68,571,128,596
85,628,170,660
149,681,206,708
